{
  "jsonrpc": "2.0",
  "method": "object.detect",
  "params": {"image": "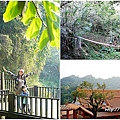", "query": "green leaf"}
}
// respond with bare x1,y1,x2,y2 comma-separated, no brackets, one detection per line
38,28,49,50
43,1,59,21
46,15,60,48
50,27,60,49
43,1,59,13
43,1,60,49
3,1,25,22
26,18,42,40
51,10,60,23
46,15,54,41
21,2,36,25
